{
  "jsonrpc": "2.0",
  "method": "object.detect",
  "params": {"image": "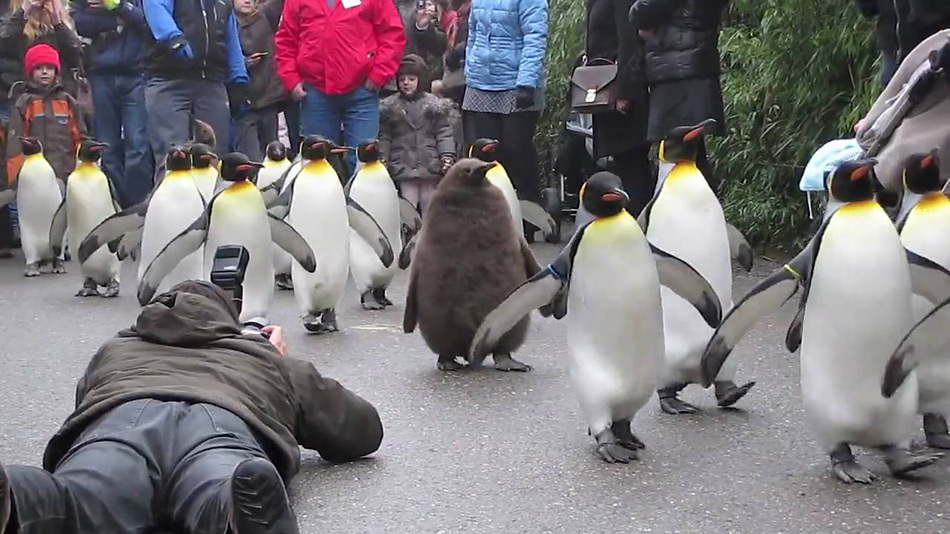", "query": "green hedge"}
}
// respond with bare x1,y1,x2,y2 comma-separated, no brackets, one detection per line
539,0,879,249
